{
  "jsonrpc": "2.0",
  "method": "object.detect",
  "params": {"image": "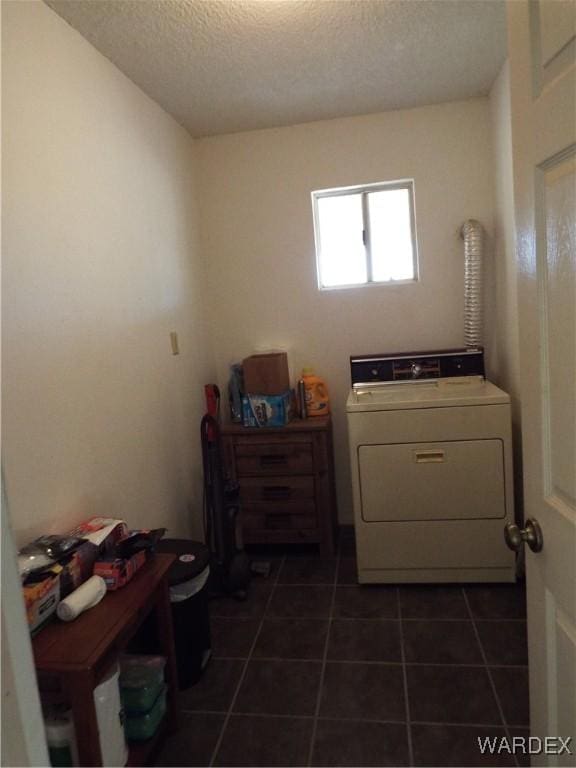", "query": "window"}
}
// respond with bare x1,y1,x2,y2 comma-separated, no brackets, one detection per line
311,180,418,290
